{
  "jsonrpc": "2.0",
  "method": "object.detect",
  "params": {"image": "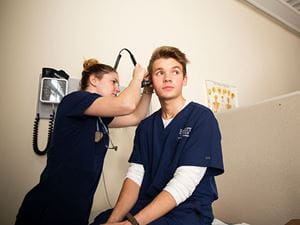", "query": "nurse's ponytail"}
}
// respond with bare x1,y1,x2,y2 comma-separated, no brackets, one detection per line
80,58,116,90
